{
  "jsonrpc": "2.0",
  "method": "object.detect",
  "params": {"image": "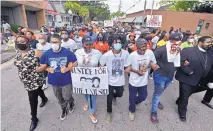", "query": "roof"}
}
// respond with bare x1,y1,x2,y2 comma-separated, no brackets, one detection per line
158,4,171,10
120,16,145,23
53,2,66,14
